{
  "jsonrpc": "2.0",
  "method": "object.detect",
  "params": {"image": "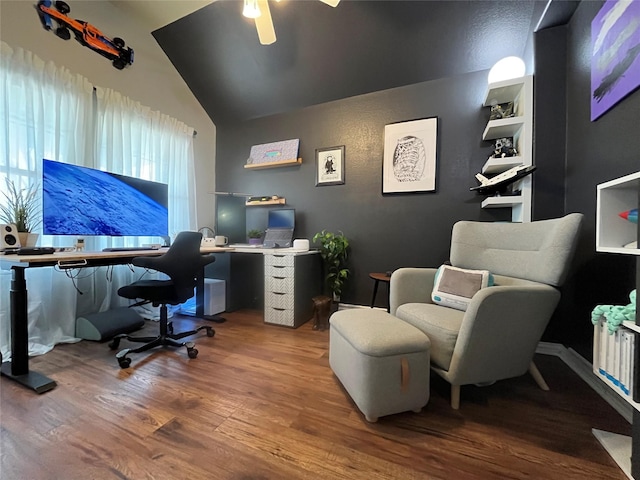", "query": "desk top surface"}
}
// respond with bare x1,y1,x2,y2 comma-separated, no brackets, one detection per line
0,246,317,268
0,247,232,268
